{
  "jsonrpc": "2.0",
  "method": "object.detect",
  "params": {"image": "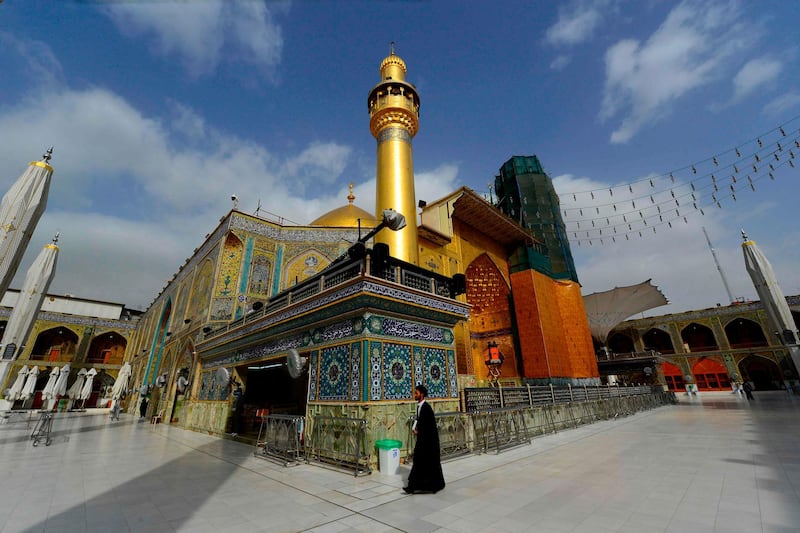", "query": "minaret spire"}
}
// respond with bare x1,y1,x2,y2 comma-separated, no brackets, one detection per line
368,47,420,264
